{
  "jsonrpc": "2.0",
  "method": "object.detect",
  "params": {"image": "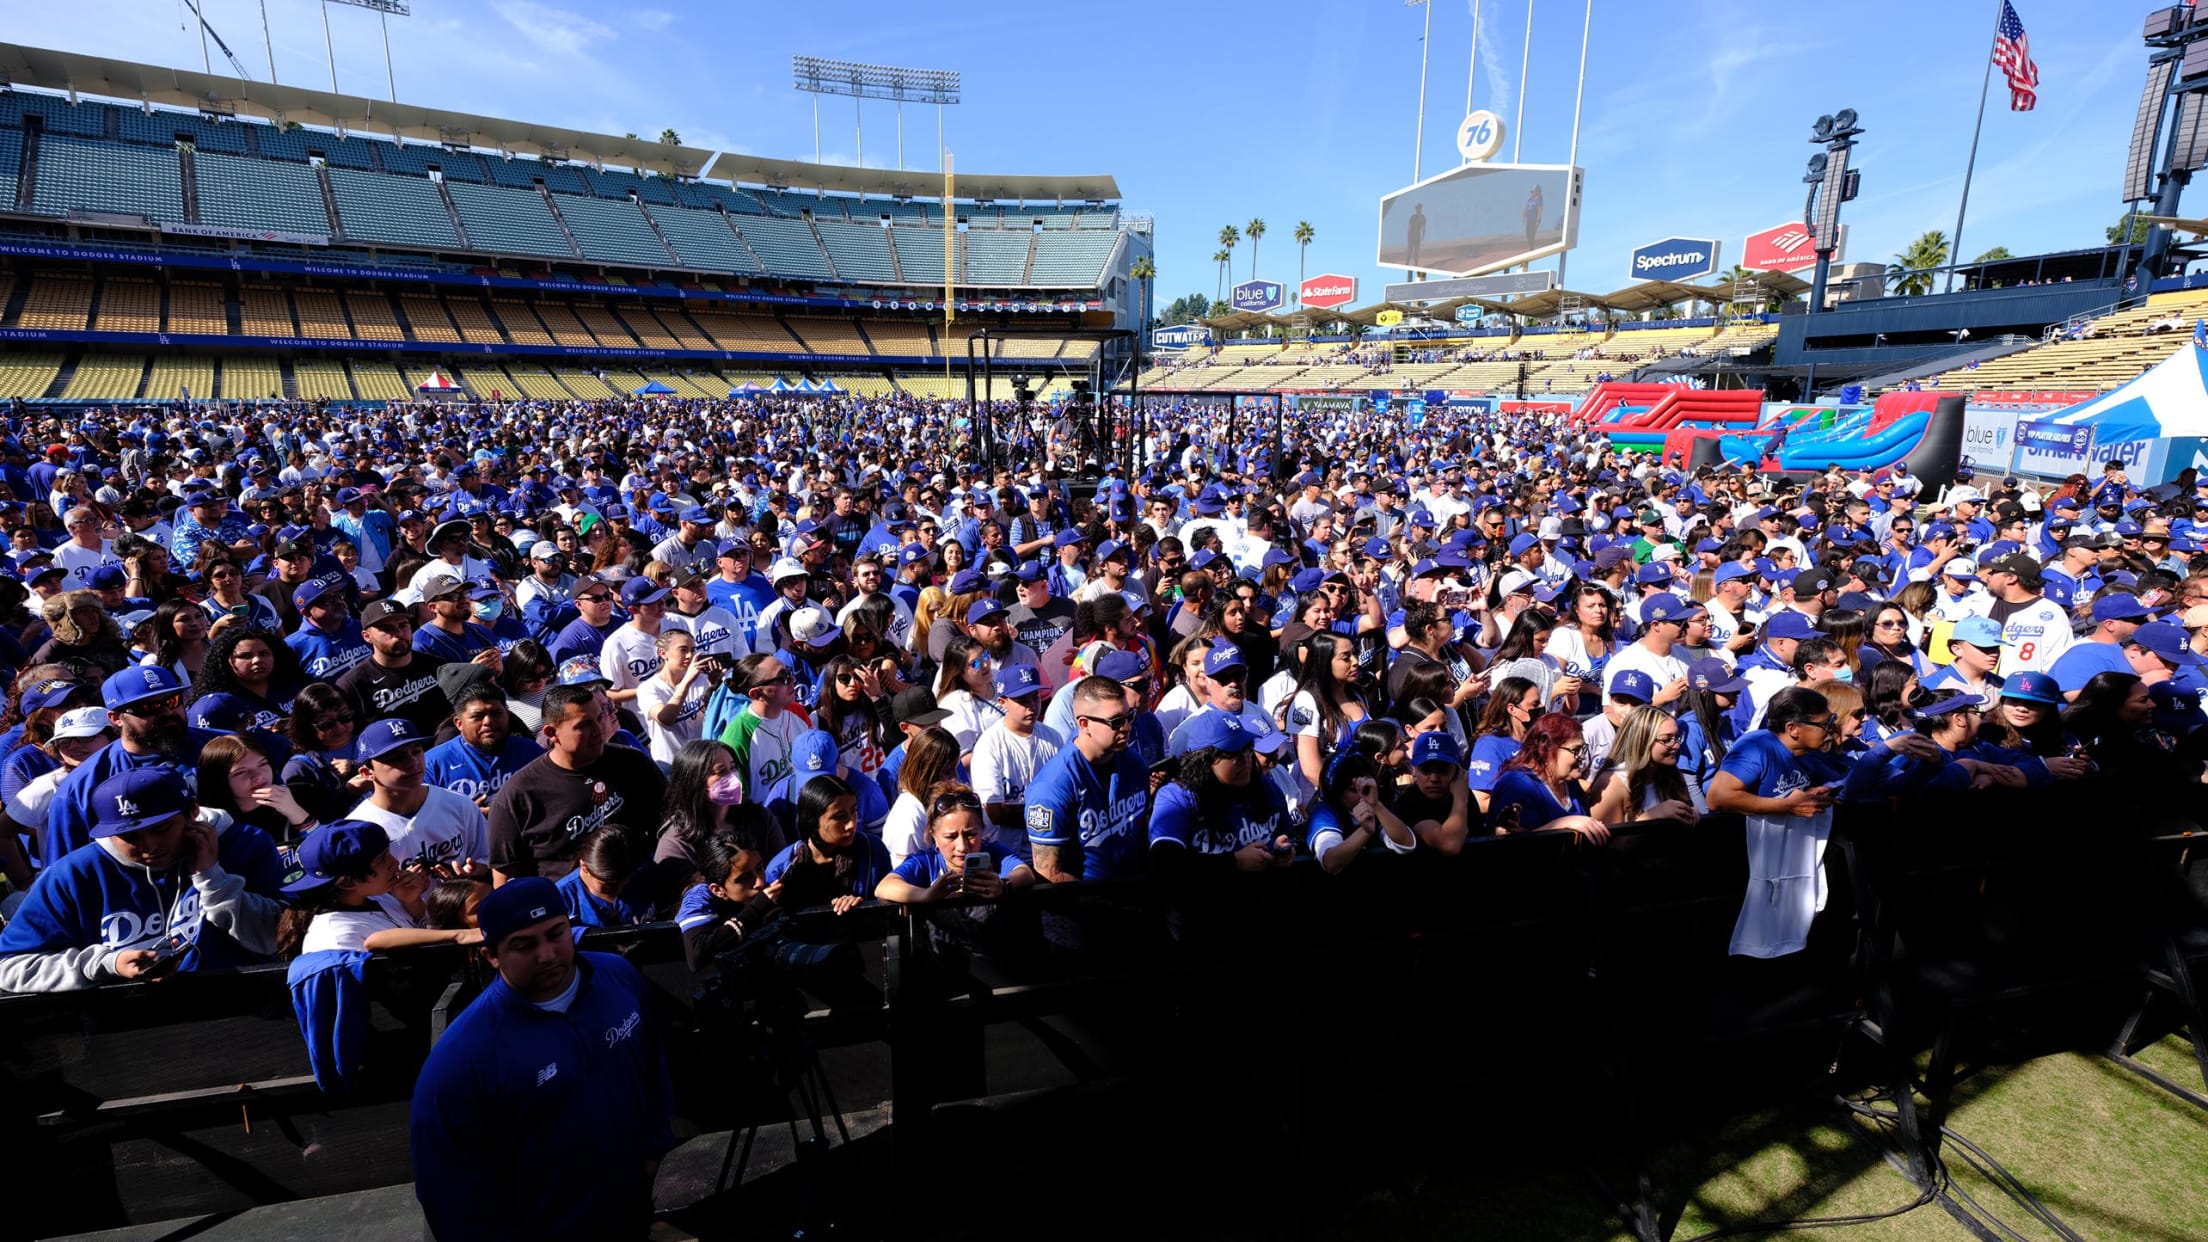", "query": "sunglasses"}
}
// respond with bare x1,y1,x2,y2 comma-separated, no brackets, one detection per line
118,693,184,716
834,672,863,685
752,673,793,689
930,789,983,815
967,657,992,671
1079,710,1135,732
315,713,357,731
576,593,612,604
